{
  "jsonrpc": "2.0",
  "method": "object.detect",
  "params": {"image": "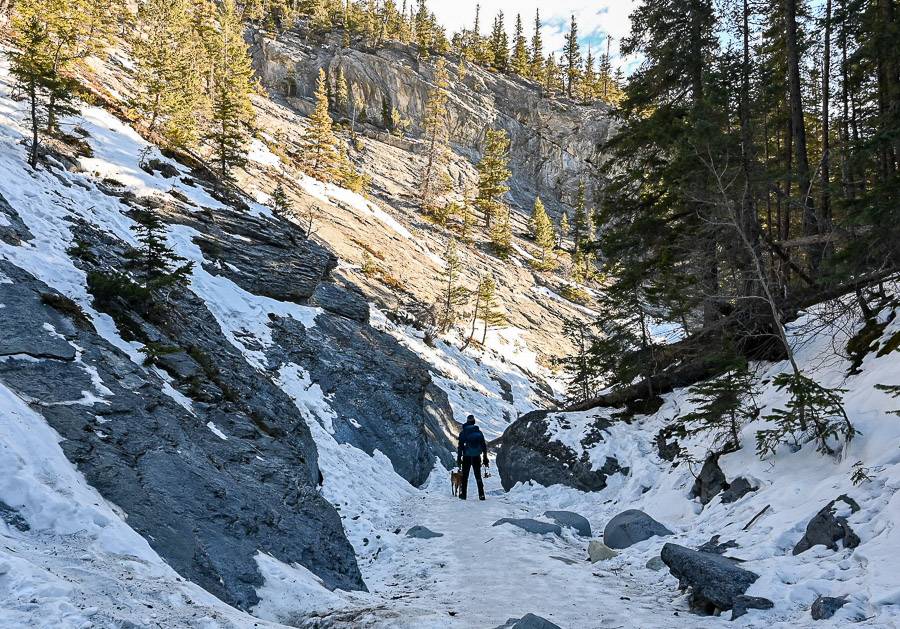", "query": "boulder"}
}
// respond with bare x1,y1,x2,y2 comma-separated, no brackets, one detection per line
310,283,370,323
142,158,180,179
493,614,562,629
793,495,861,555
690,455,729,505
588,541,618,563
811,595,848,620
732,595,775,620
497,411,627,492
543,510,592,537
721,477,756,504
406,525,443,539
645,556,665,571
493,518,562,537
661,543,772,615
0,500,30,532
603,510,673,549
